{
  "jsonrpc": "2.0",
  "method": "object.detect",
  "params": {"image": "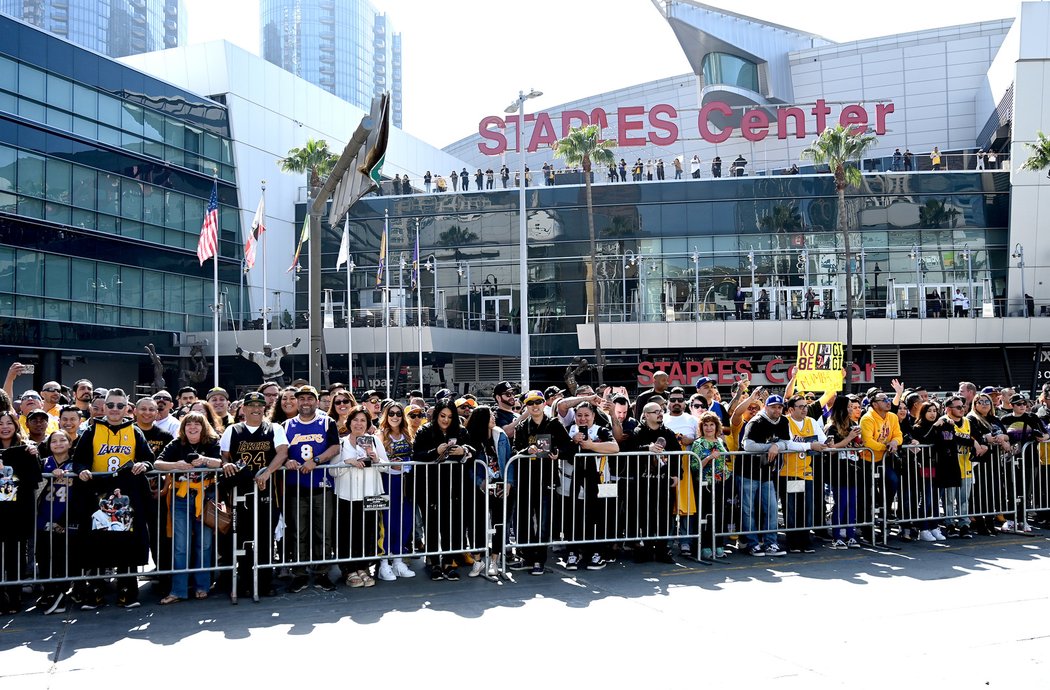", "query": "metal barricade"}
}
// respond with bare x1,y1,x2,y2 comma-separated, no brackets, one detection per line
1018,441,1050,532
710,447,878,557
251,459,490,599
499,451,701,573
1,467,238,610
883,443,1018,540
